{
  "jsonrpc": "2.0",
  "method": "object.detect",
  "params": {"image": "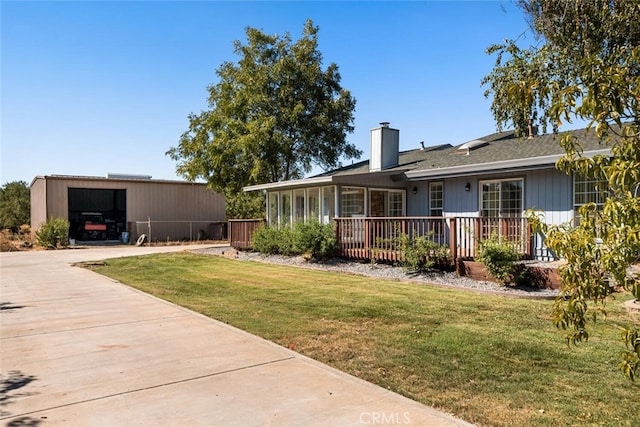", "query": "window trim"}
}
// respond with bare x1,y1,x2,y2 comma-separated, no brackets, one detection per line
429,182,444,217
573,173,608,211
368,187,406,217
478,178,524,218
